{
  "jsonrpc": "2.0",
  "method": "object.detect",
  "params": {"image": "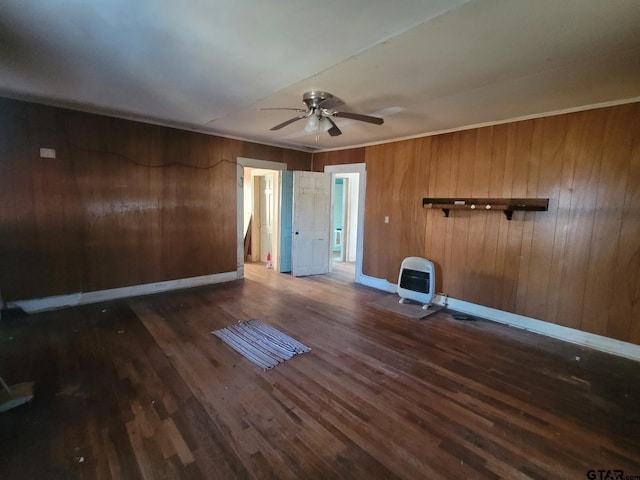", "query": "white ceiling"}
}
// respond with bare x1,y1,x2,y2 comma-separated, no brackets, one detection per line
1,0,639,151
